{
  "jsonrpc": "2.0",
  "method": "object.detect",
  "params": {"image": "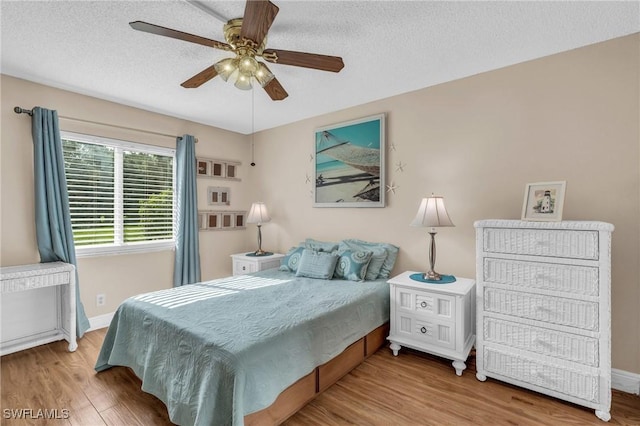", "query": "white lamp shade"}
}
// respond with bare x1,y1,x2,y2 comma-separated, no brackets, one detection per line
410,195,454,228
246,202,271,224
